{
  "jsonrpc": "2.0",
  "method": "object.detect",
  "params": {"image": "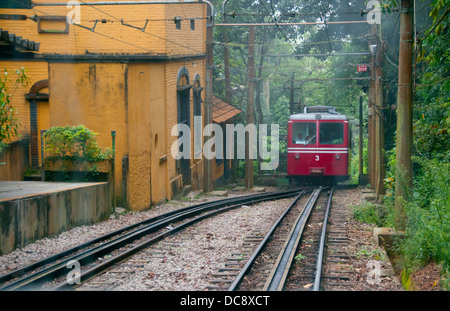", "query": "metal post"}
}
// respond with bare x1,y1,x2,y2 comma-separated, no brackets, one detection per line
204,4,214,192
359,96,363,178
289,73,294,115
41,129,46,181
395,0,414,231
375,35,385,198
368,25,377,188
111,130,116,213
245,25,255,189
222,0,232,104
